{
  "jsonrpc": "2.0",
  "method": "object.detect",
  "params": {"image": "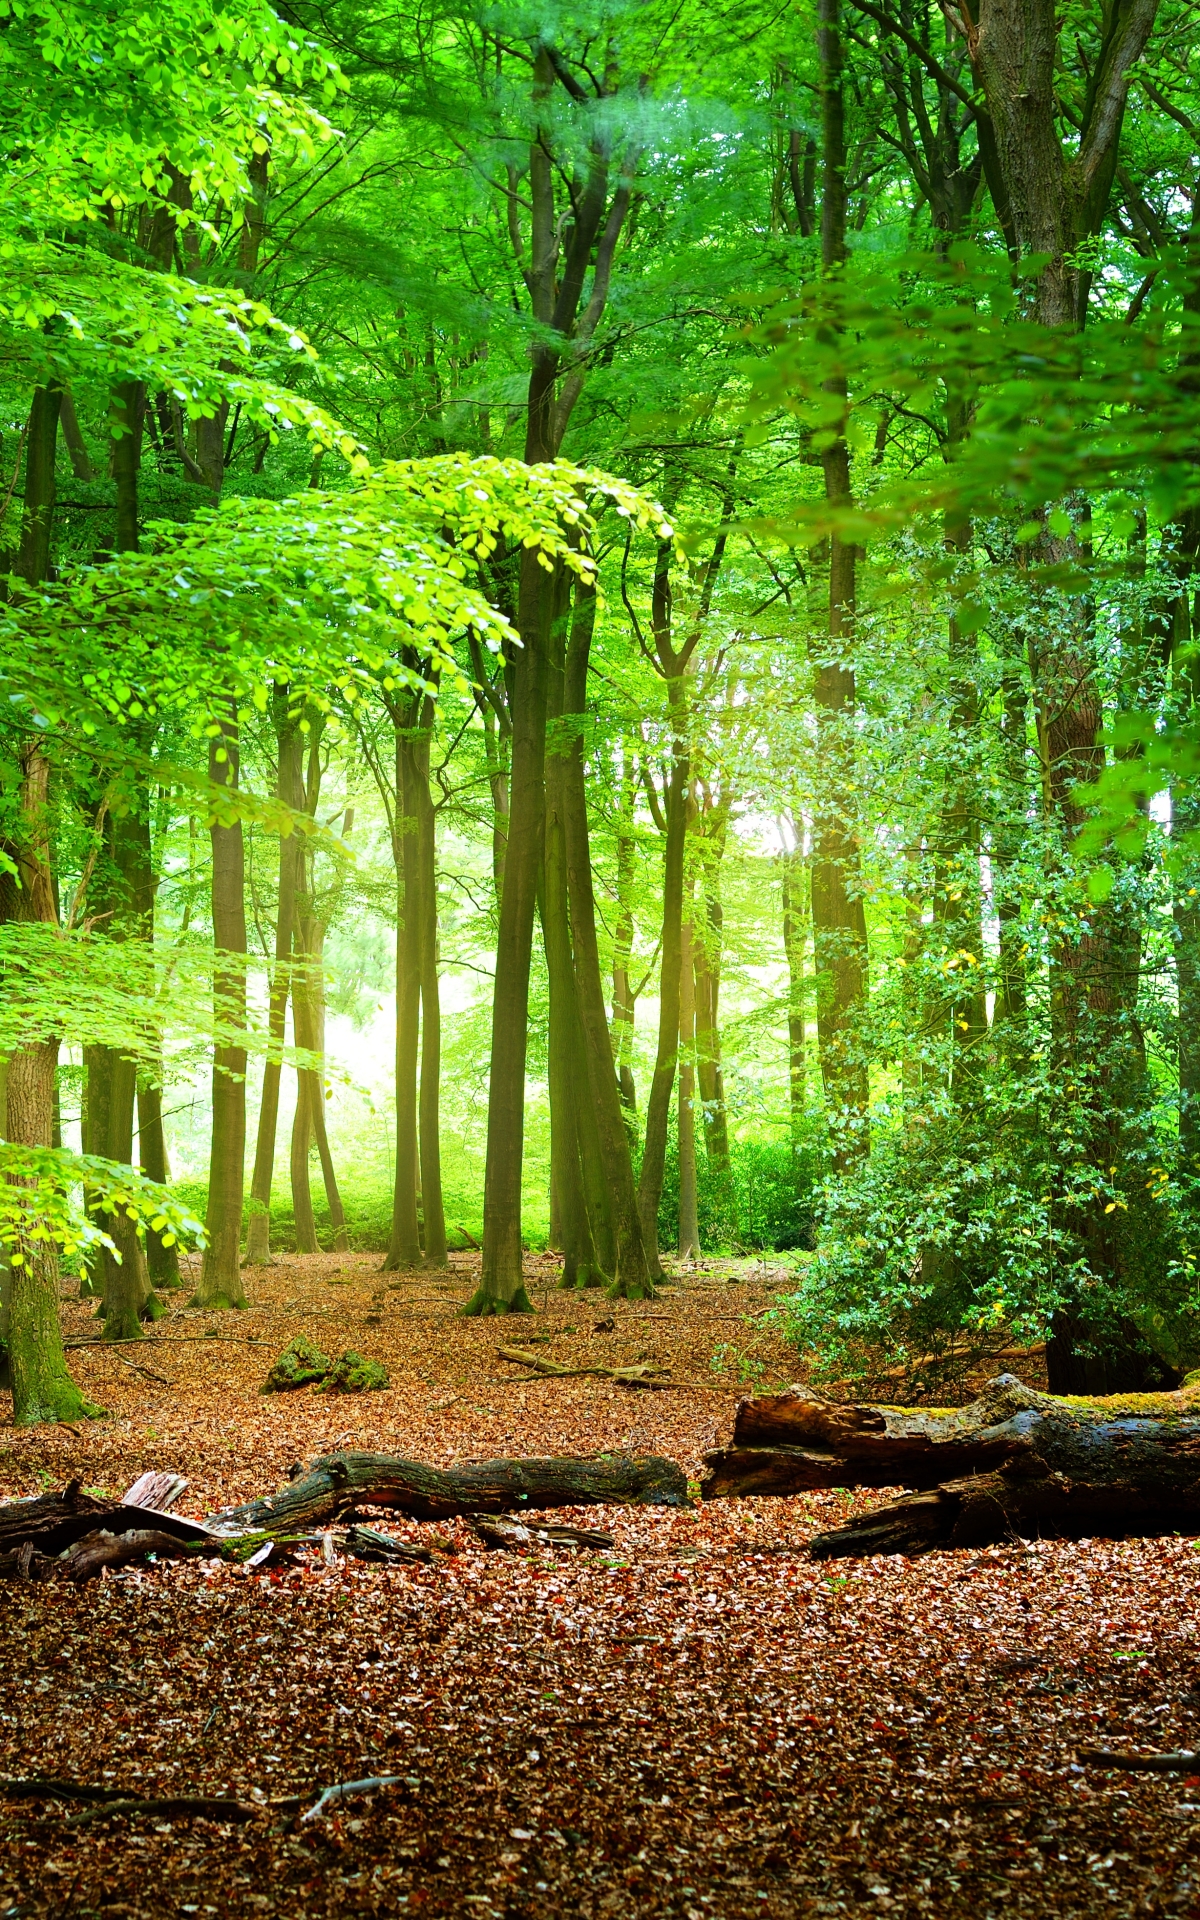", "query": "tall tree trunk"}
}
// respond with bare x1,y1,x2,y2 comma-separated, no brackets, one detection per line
195,715,248,1309
384,695,424,1270
5,387,98,1423
637,670,688,1272
136,1074,179,1287
677,913,700,1258
693,785,732,1182
470,45,636,1313
290,726,348,1256
543,588,608,1289
811,0,869,1167
467,552,553,1314
932,501,988,1082
612,751,639,1125
781,834,810,1141
246,693,302,1264
96,384,161,1333
413,704,448,1267
561,581,655,1299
